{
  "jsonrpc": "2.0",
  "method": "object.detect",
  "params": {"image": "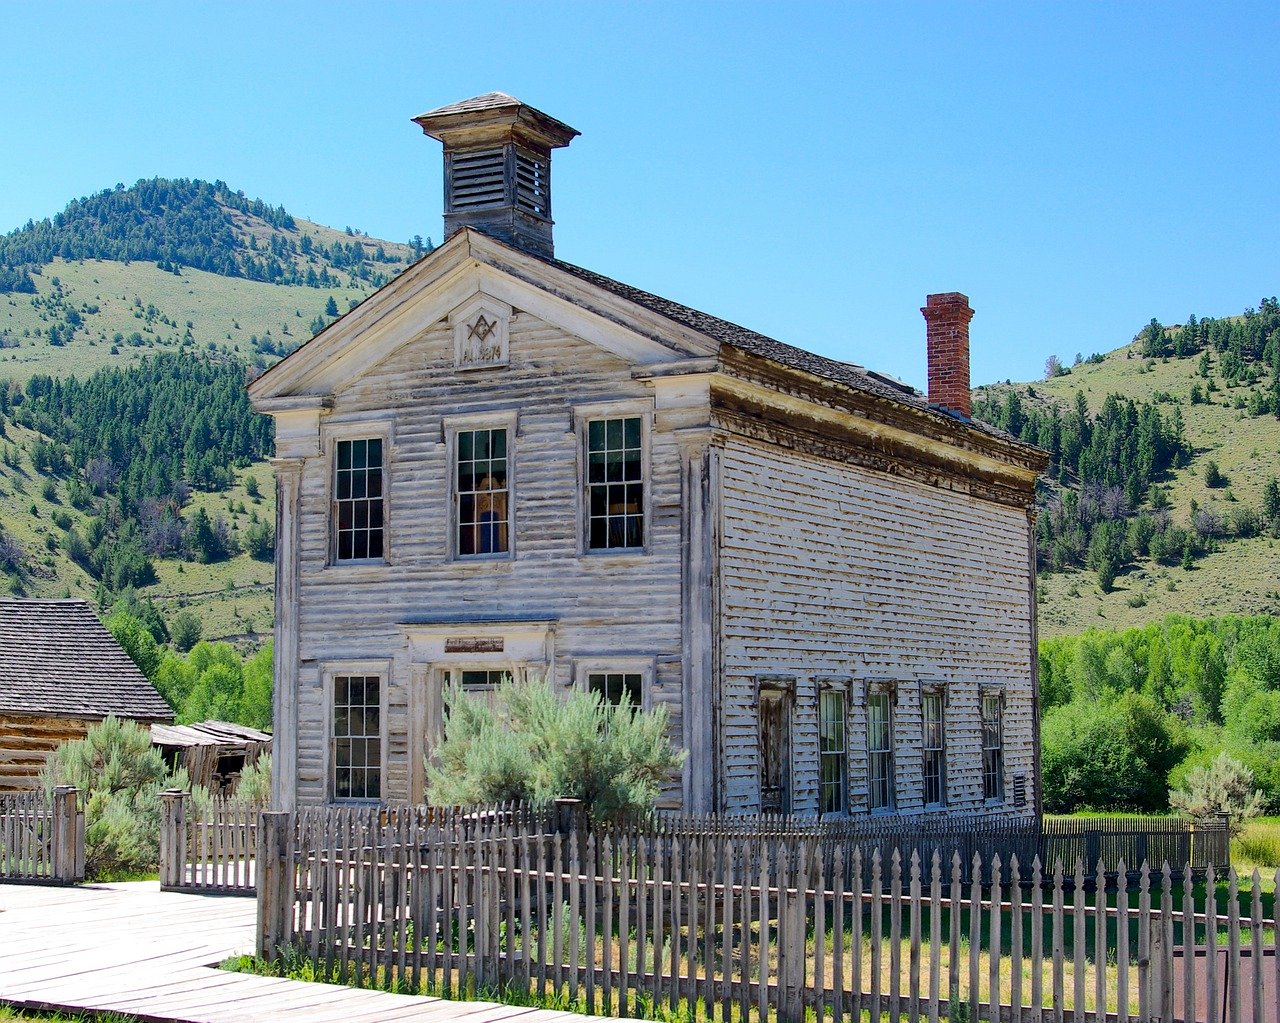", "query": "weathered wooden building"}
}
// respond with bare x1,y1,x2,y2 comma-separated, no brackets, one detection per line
0,598,173,790
249,94,1049,817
